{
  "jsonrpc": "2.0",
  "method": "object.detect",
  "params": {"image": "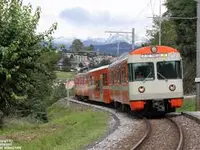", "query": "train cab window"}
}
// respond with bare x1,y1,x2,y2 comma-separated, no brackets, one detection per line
128,62,155,82
157,61,182,79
